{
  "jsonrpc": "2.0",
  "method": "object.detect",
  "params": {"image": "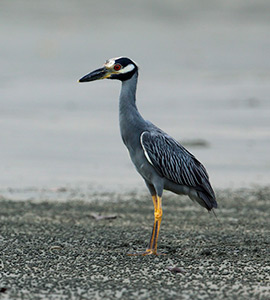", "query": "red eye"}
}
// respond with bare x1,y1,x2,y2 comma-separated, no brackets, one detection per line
114,64,122,71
